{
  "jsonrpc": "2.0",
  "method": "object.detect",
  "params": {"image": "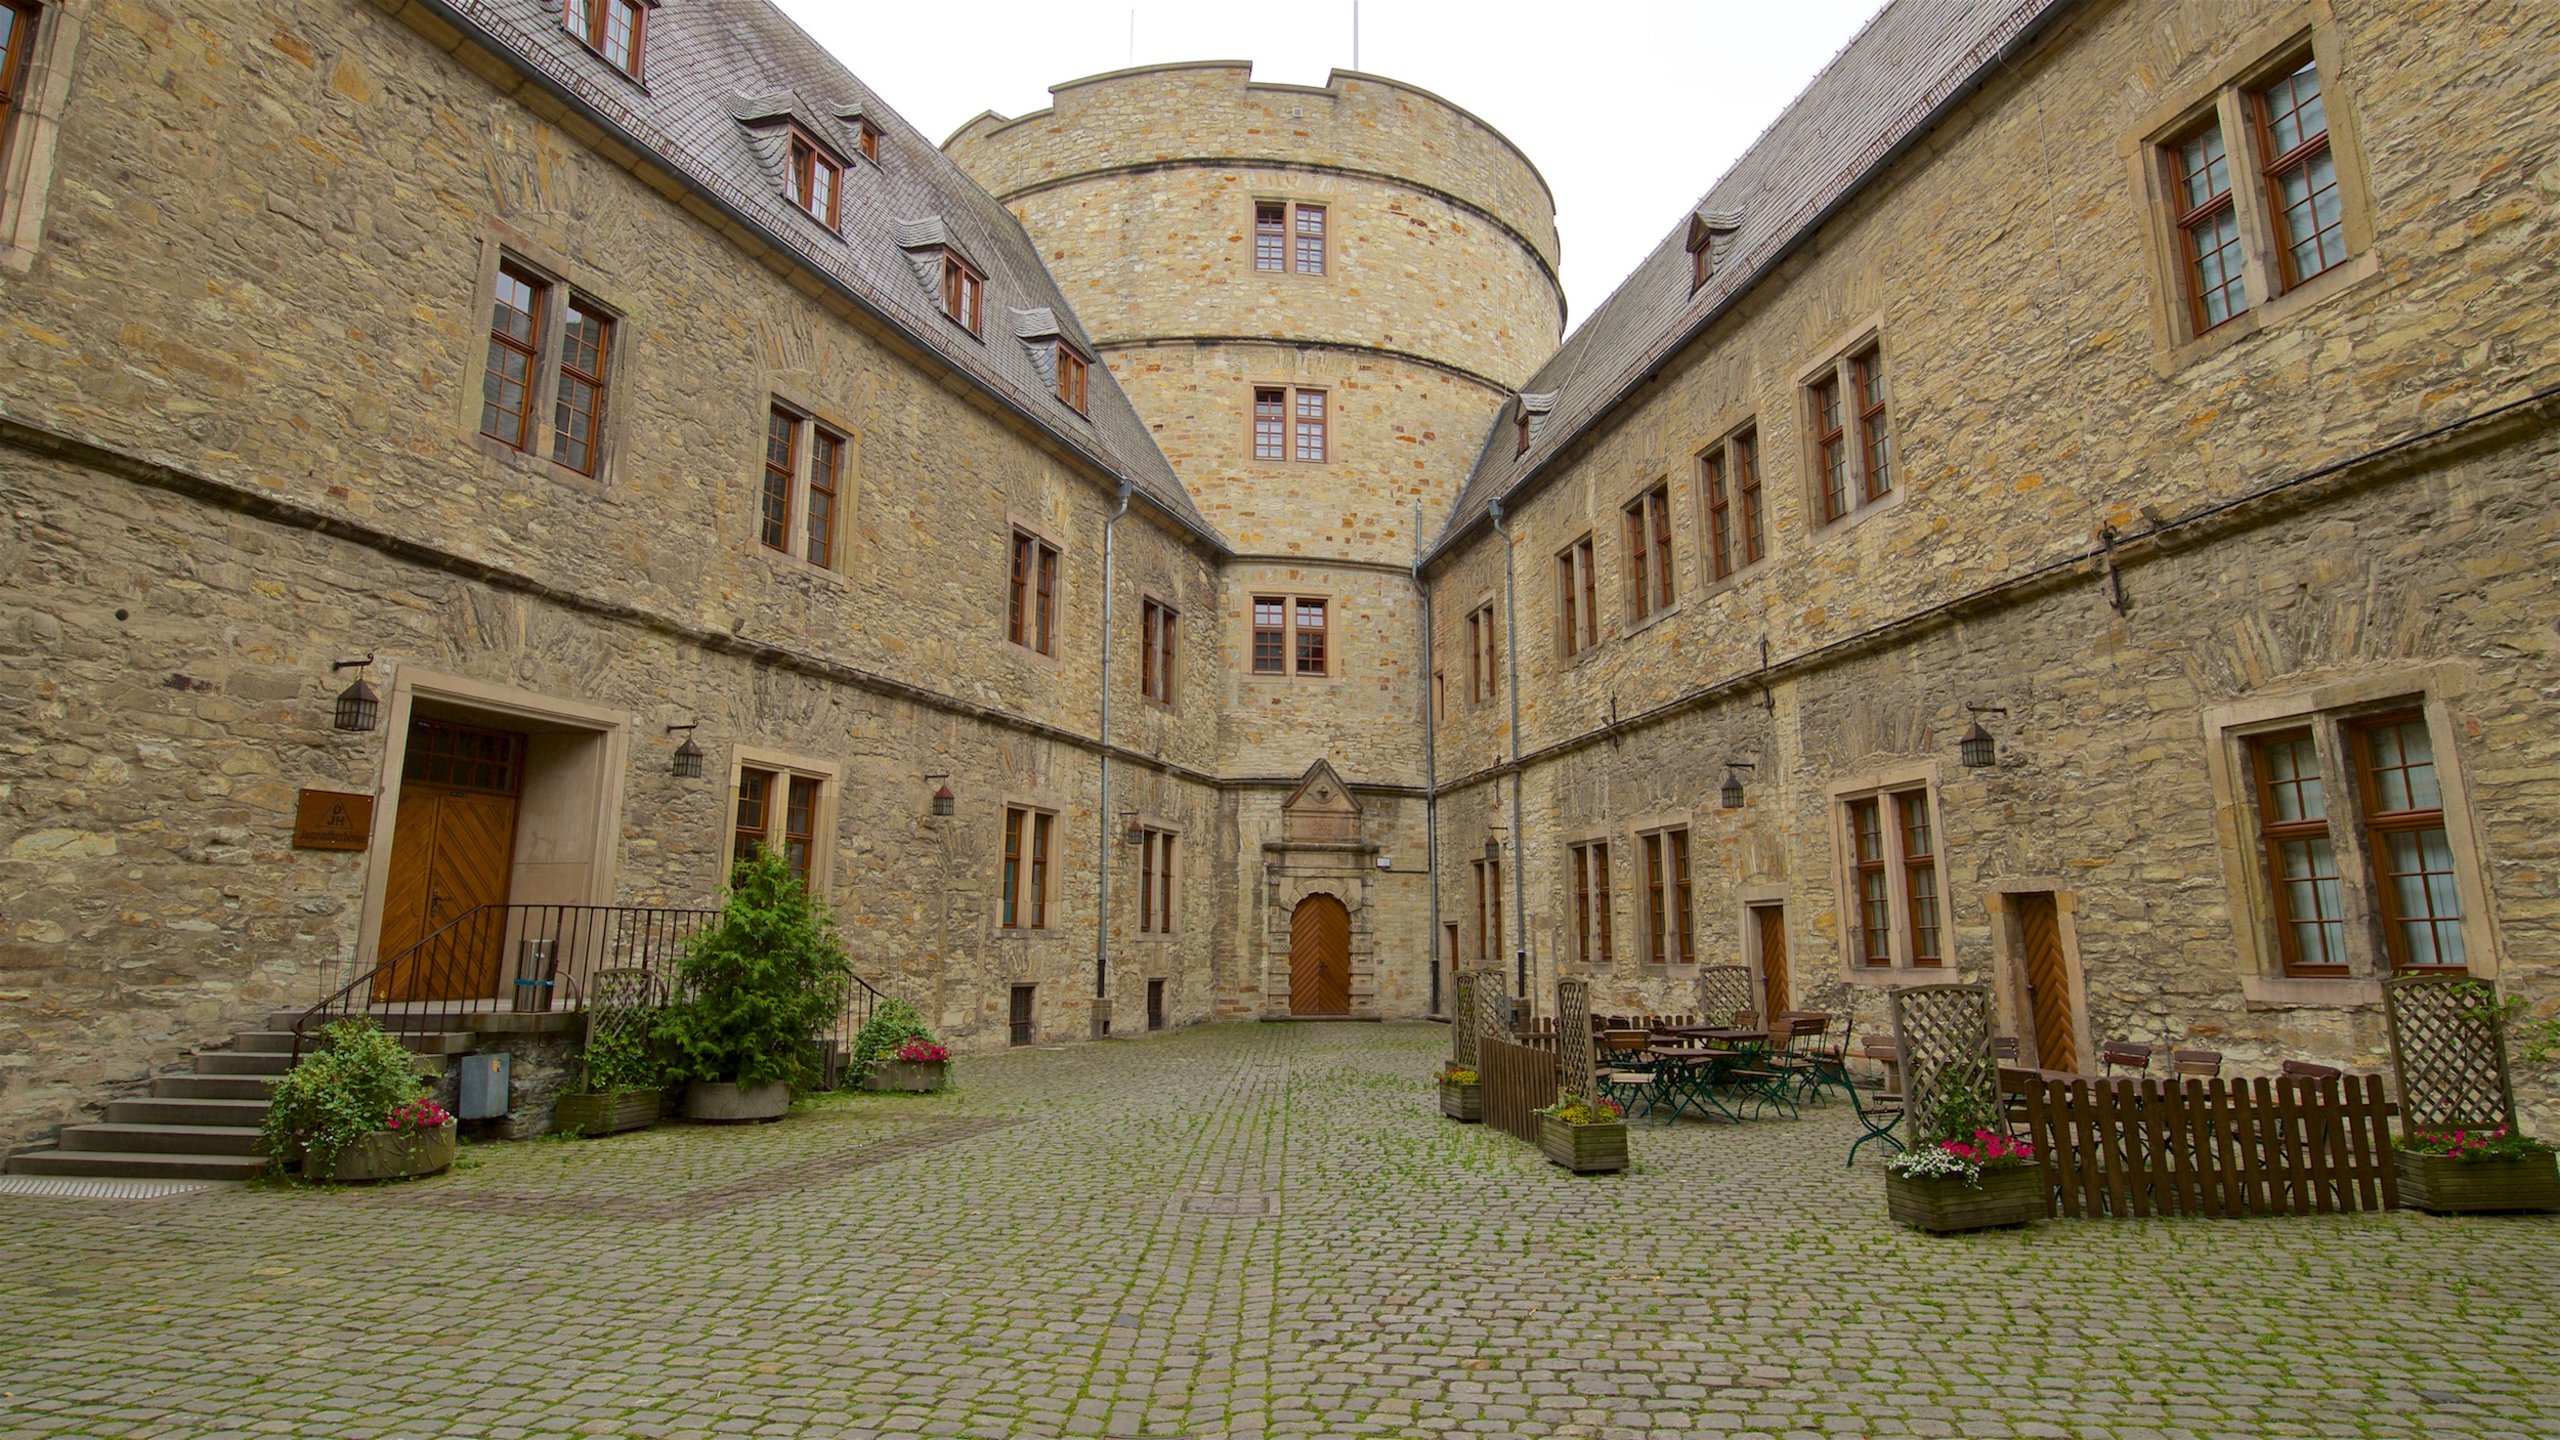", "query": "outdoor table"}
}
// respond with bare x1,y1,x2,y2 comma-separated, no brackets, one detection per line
1644,1045,1744,1124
